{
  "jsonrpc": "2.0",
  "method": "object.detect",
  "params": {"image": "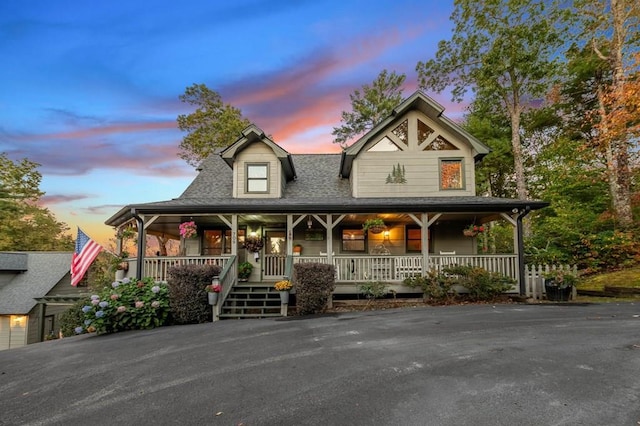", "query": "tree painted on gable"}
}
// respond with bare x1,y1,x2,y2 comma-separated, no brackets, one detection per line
386,163,407,184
